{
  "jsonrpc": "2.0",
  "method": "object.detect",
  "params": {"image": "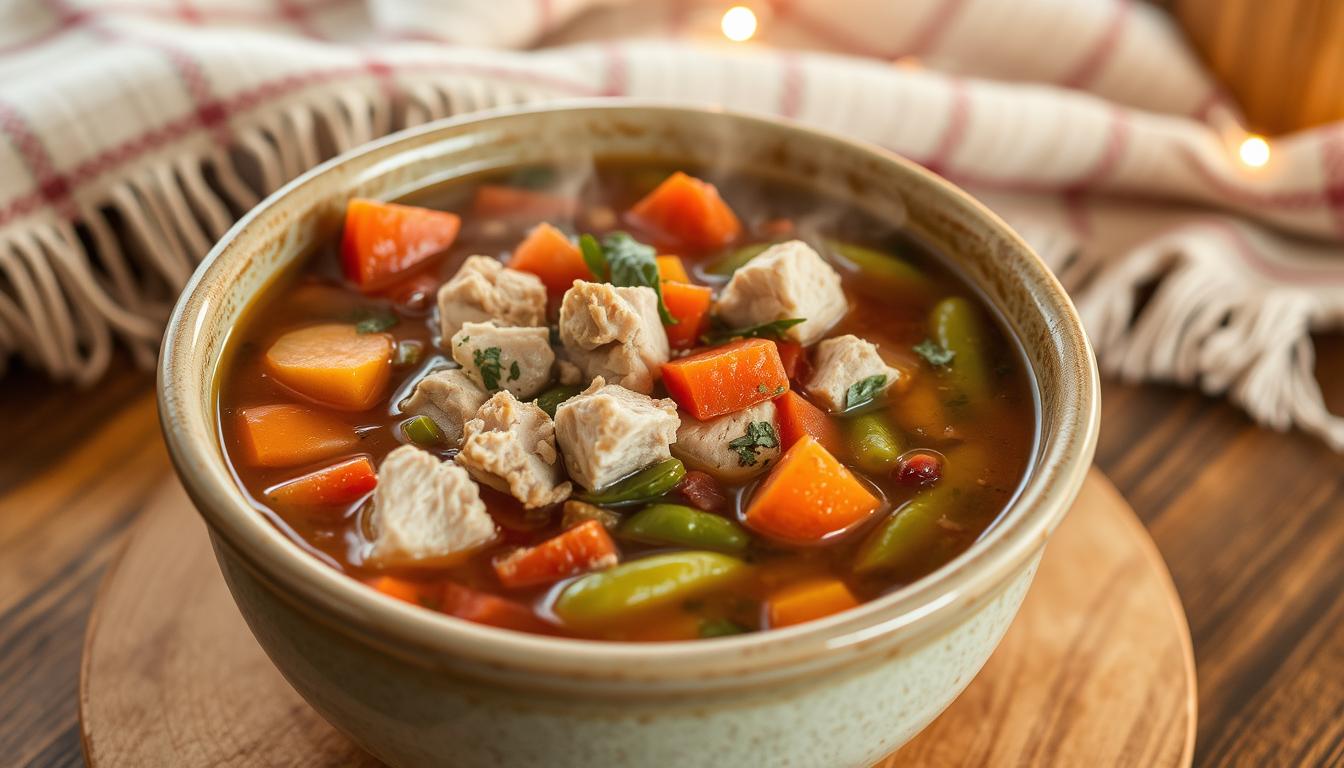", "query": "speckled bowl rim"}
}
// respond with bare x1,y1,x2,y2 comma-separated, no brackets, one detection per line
159,101,1100,688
